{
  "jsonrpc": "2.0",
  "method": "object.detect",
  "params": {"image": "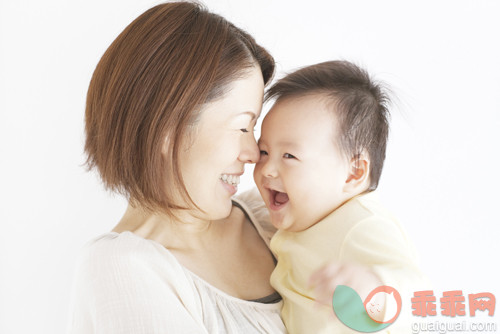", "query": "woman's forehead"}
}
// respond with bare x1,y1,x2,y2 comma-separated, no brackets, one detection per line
199,67,265,122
